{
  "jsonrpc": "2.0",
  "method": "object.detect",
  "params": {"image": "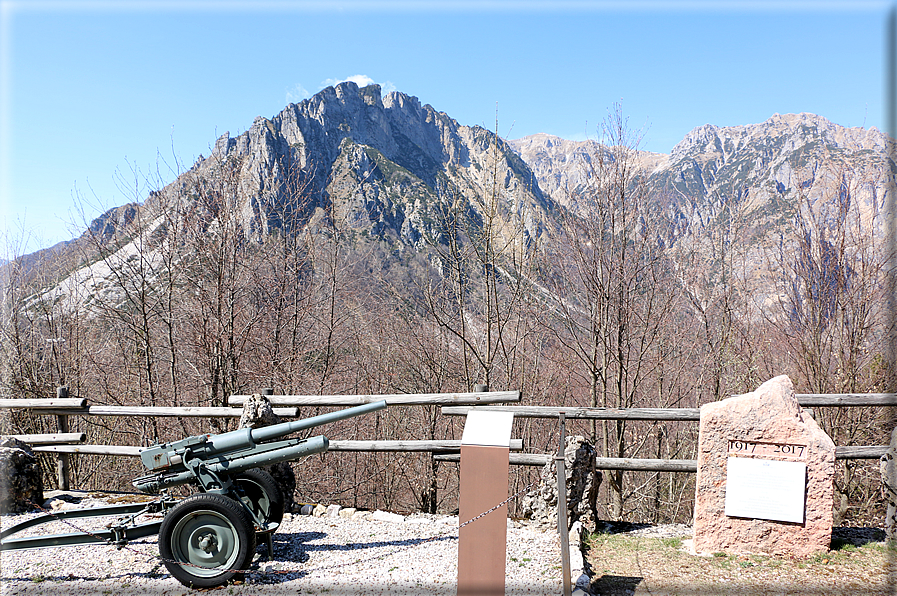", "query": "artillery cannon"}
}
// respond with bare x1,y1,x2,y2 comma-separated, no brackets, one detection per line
1,400,387,588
